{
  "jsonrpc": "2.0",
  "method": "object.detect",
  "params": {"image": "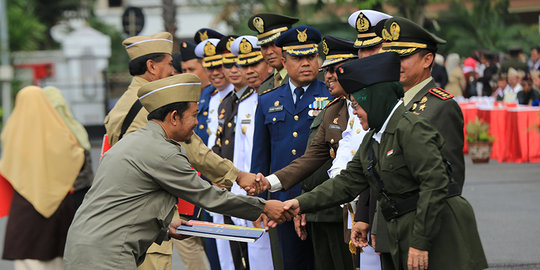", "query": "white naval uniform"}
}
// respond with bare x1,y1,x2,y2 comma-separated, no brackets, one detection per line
327,100,381,270
207,84,234,149
207,83,234,270
230,92,274,270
